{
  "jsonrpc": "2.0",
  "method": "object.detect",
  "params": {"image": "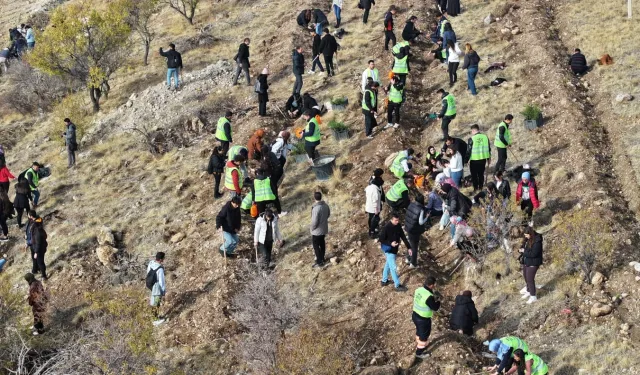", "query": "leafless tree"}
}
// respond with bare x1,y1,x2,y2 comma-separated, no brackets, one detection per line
129,0,161,65
165,0,200,25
